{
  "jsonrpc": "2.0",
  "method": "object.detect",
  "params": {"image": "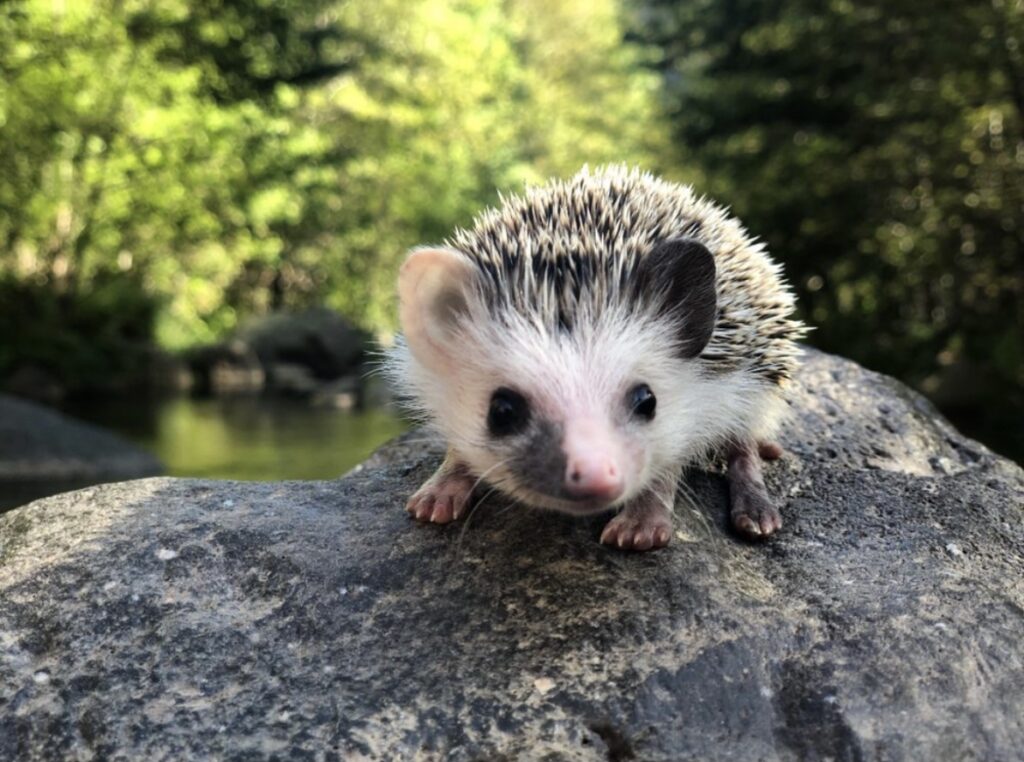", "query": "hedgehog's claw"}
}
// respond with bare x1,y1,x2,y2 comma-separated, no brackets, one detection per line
406,457,475,525
600,494,673,552
729,441,783,539
729,488,782,539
